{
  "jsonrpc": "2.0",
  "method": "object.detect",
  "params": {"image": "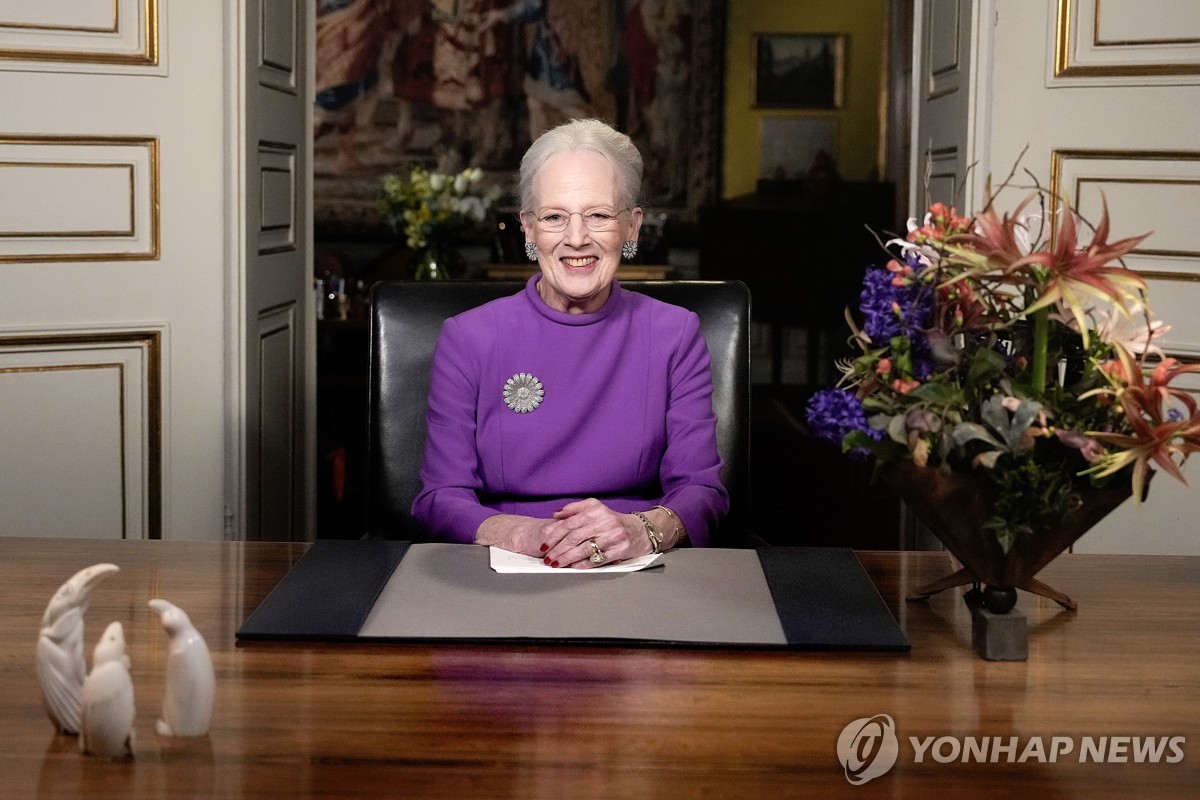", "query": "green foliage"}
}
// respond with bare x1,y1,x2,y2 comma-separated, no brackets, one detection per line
980,451,1079,554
